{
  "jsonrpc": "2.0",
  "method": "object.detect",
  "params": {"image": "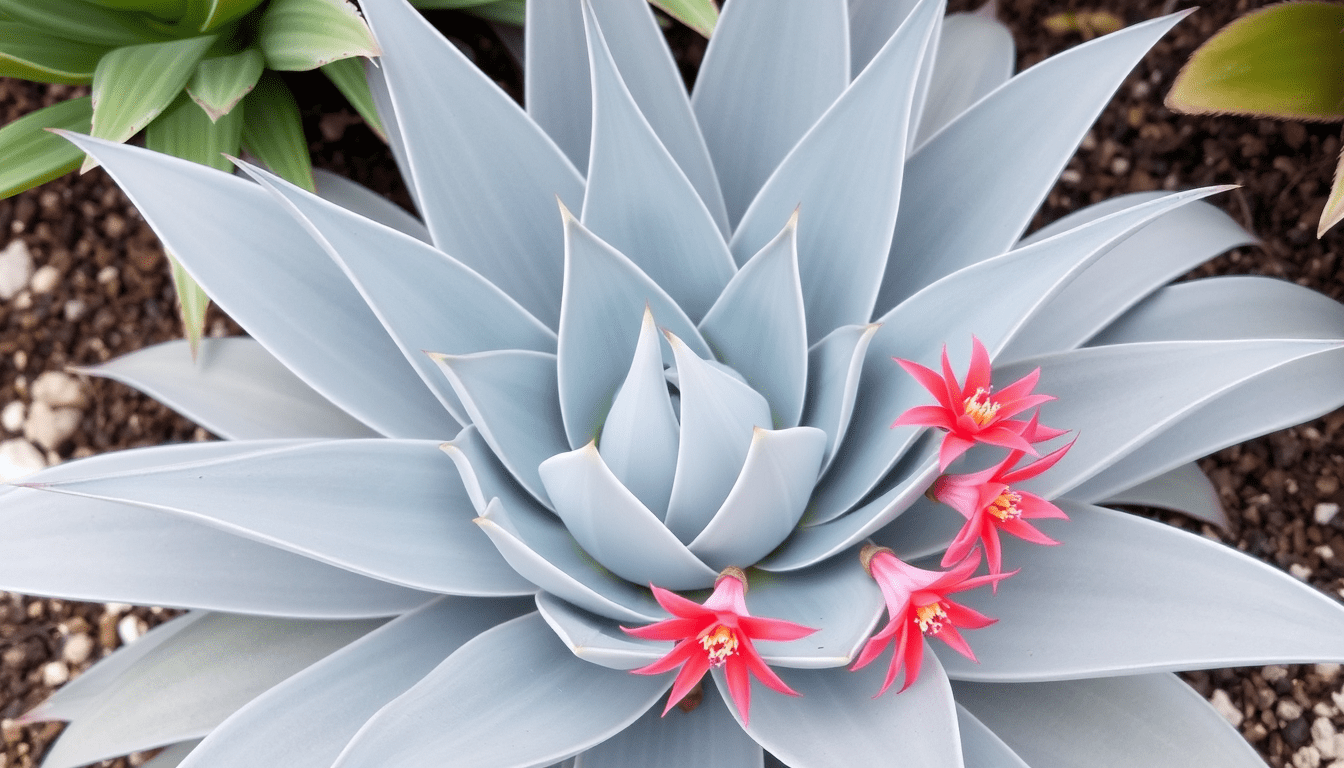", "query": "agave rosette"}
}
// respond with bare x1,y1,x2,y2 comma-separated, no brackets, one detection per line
6,0,1344,766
